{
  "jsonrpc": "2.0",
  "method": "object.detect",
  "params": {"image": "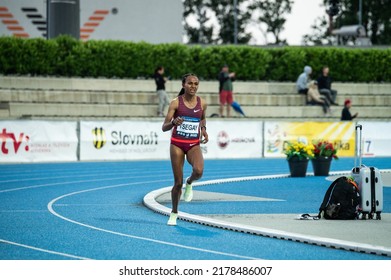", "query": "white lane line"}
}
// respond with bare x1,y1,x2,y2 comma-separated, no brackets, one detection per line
47,181,260,260
143,171,391,257
0,169,169,183
0,239,91,260
55,204,132,207
0,210,48,213
0,174,171,193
